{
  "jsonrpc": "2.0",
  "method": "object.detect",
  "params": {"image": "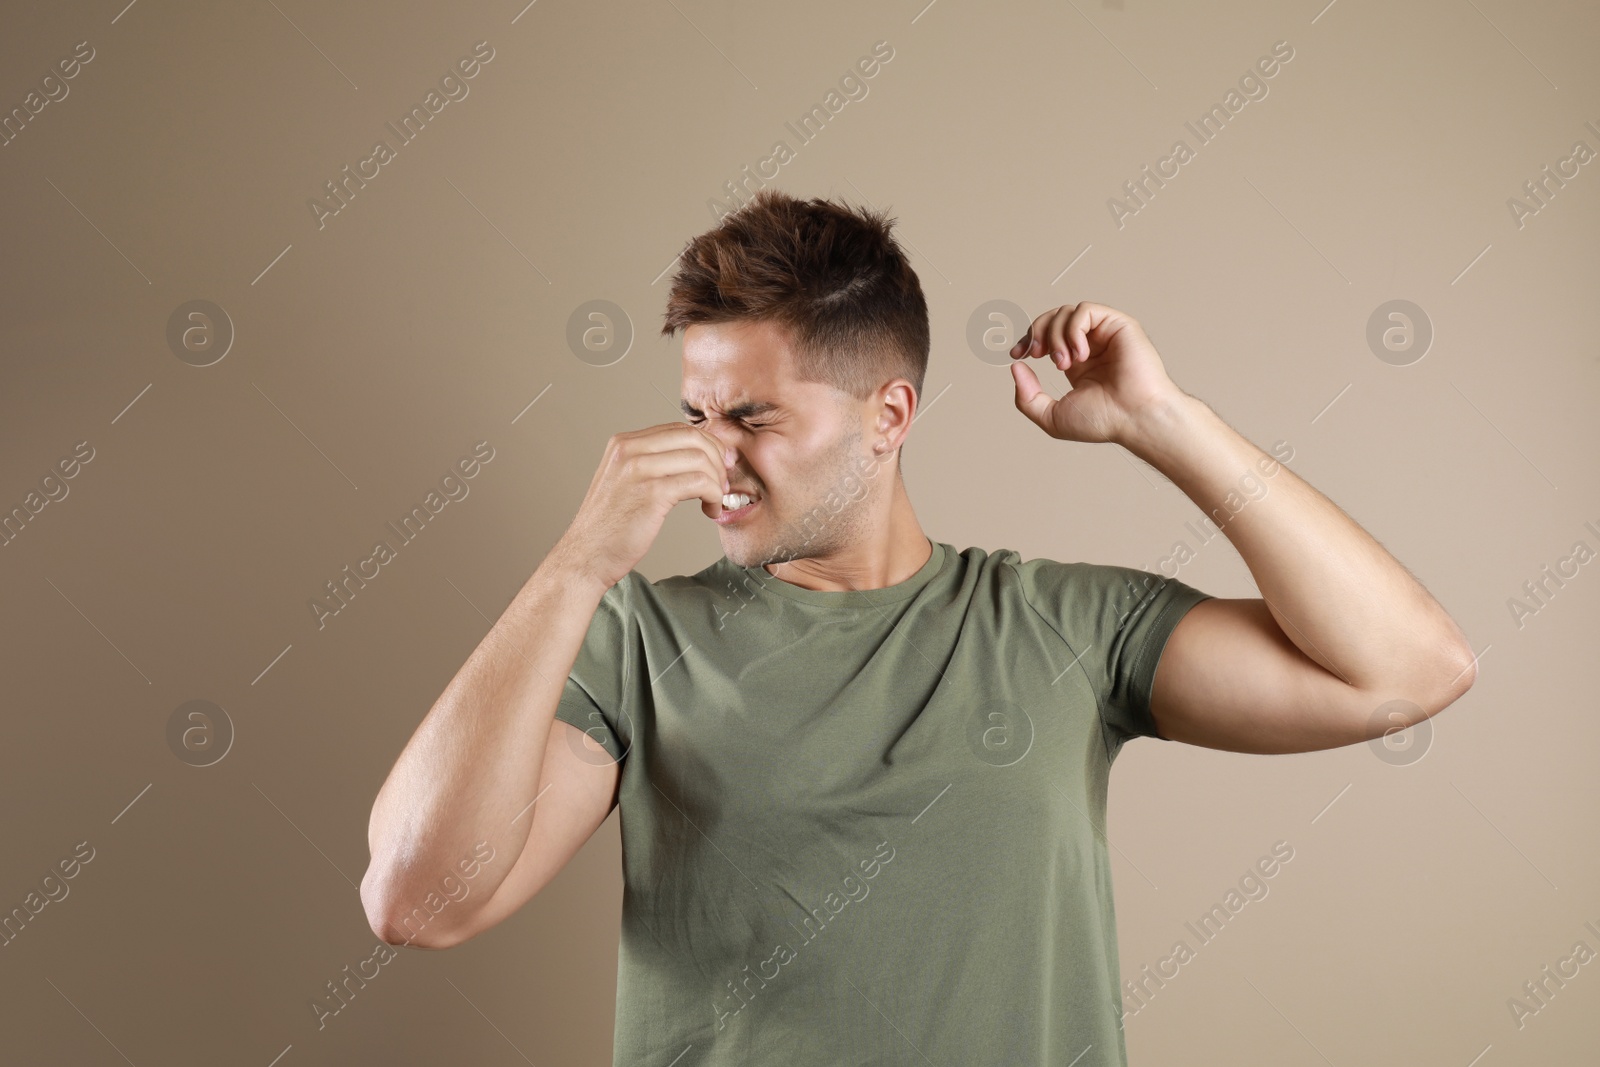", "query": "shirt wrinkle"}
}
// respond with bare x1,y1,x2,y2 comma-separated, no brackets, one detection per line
550,543,1214,1066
